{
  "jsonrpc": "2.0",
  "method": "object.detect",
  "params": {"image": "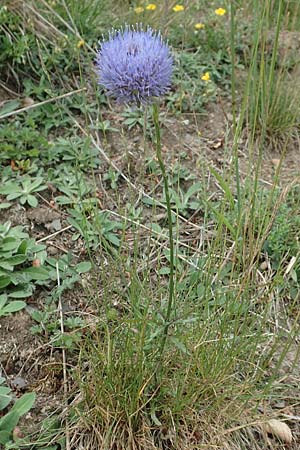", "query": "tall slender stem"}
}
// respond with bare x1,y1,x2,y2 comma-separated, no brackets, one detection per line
152,102,175,359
